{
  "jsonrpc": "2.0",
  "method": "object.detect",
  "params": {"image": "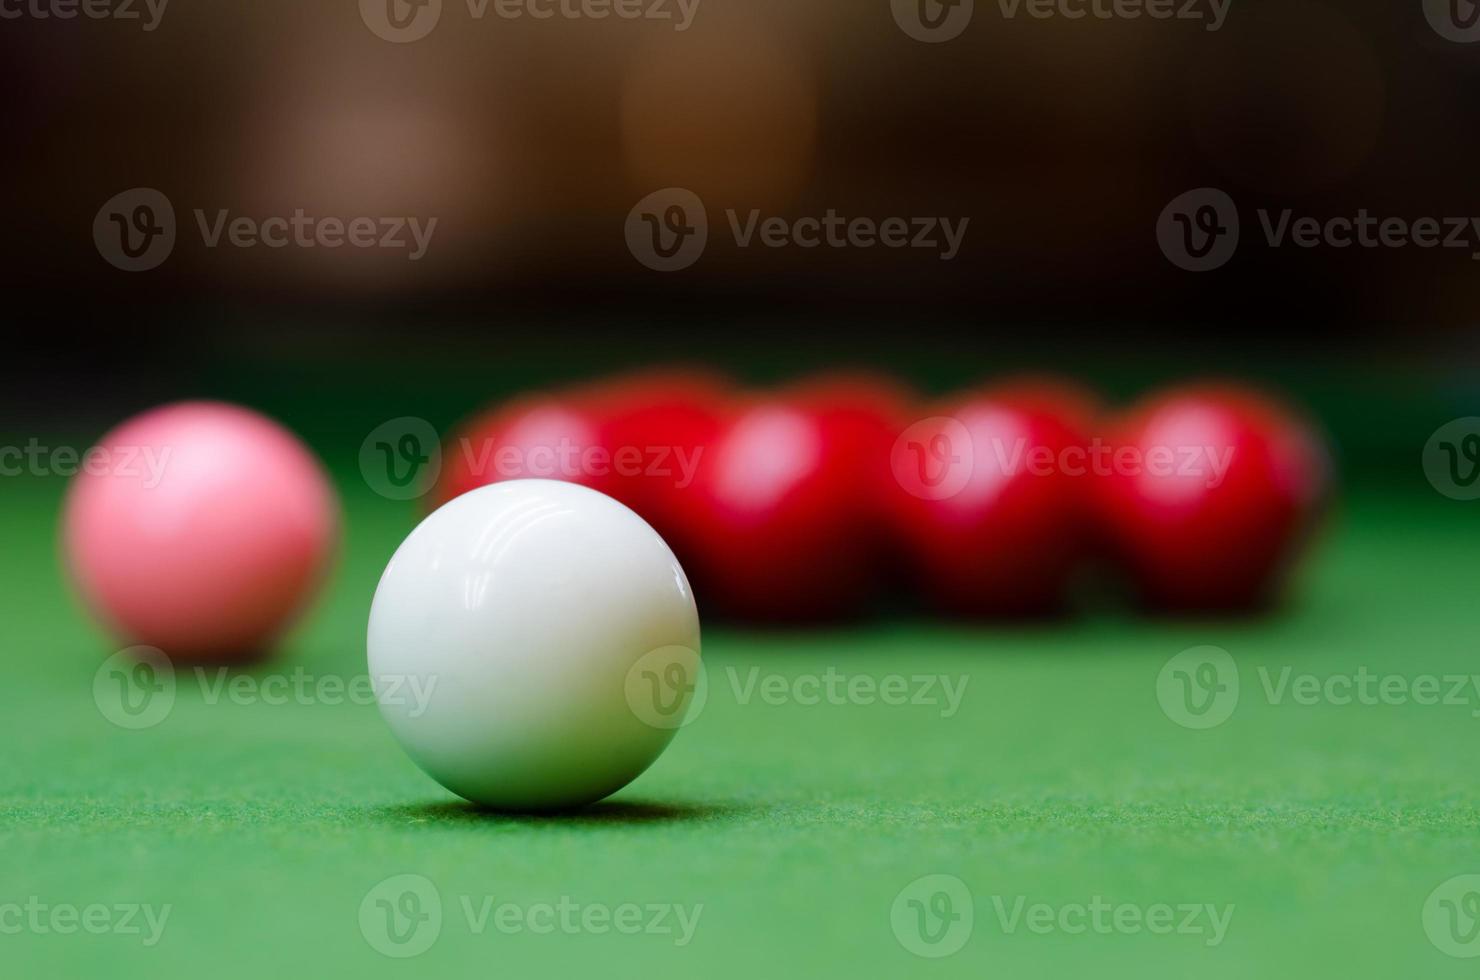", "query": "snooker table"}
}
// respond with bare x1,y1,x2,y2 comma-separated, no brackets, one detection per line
4,429,1479,978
